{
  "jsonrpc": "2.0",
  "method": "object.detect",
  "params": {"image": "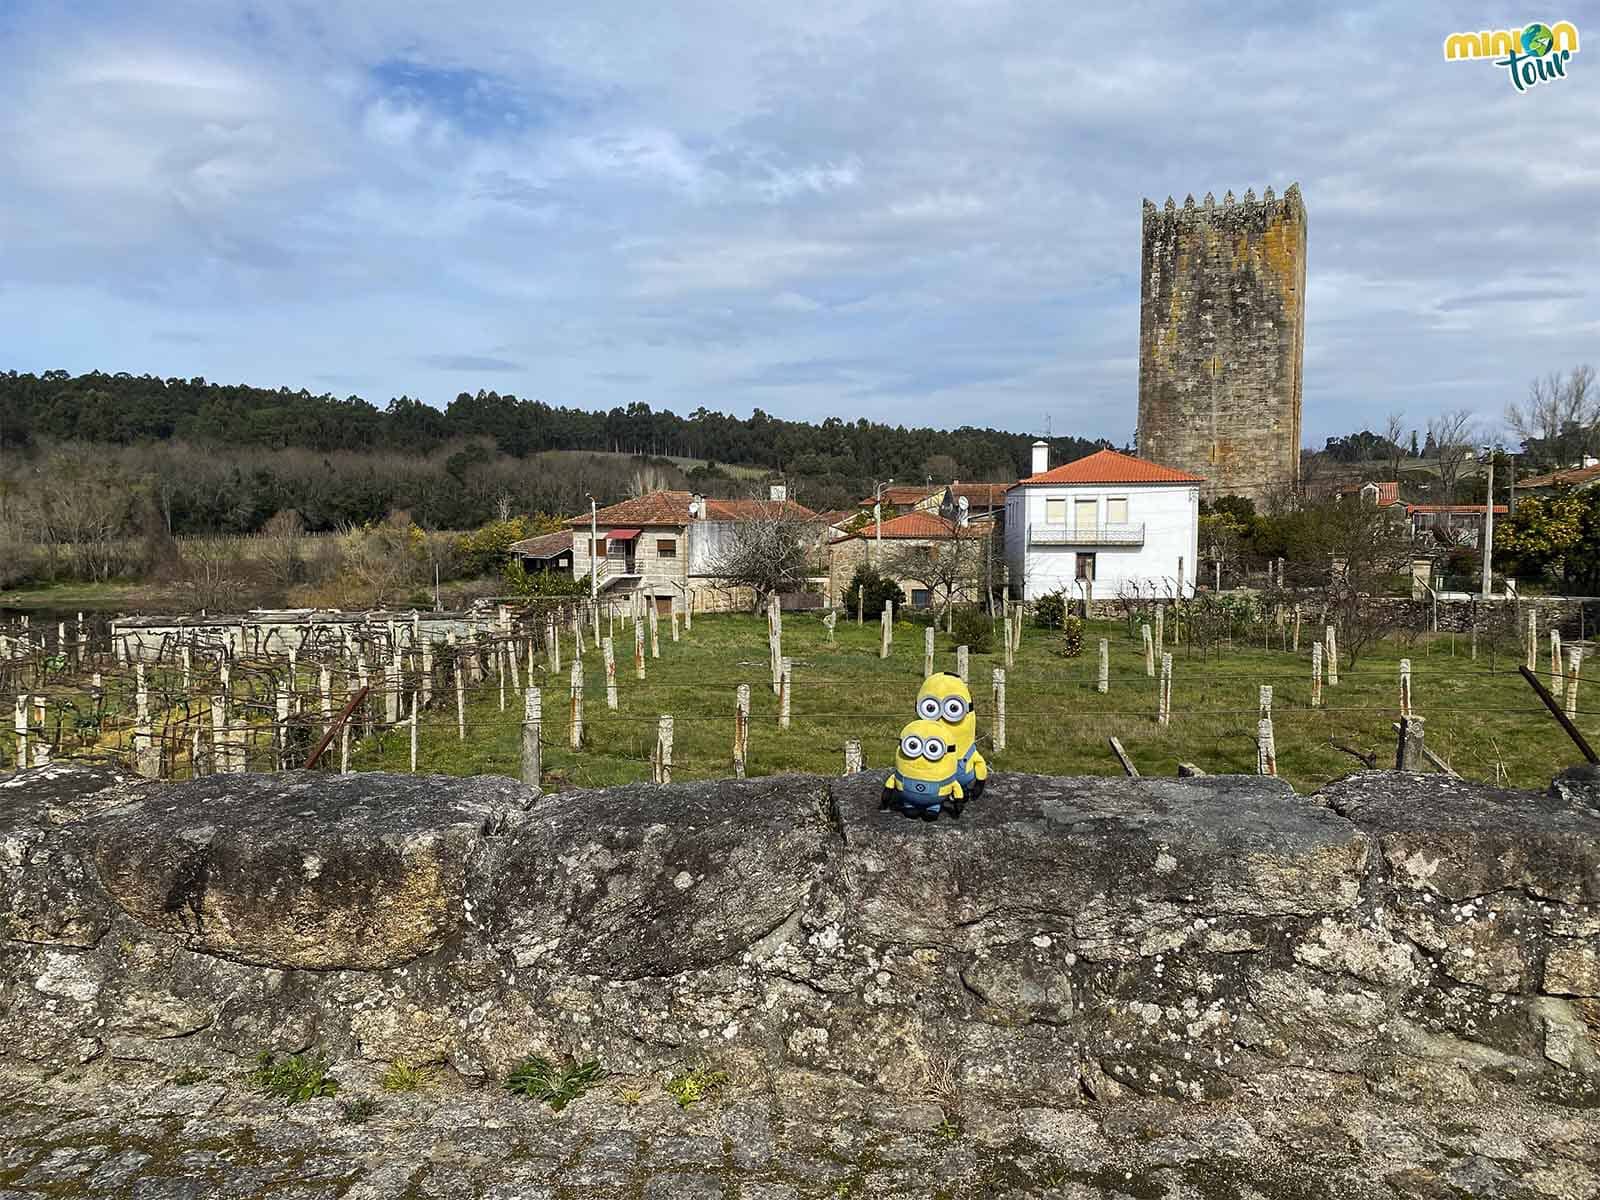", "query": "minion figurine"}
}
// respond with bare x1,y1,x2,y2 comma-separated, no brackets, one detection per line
913,672,988,798
881,673,989,819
